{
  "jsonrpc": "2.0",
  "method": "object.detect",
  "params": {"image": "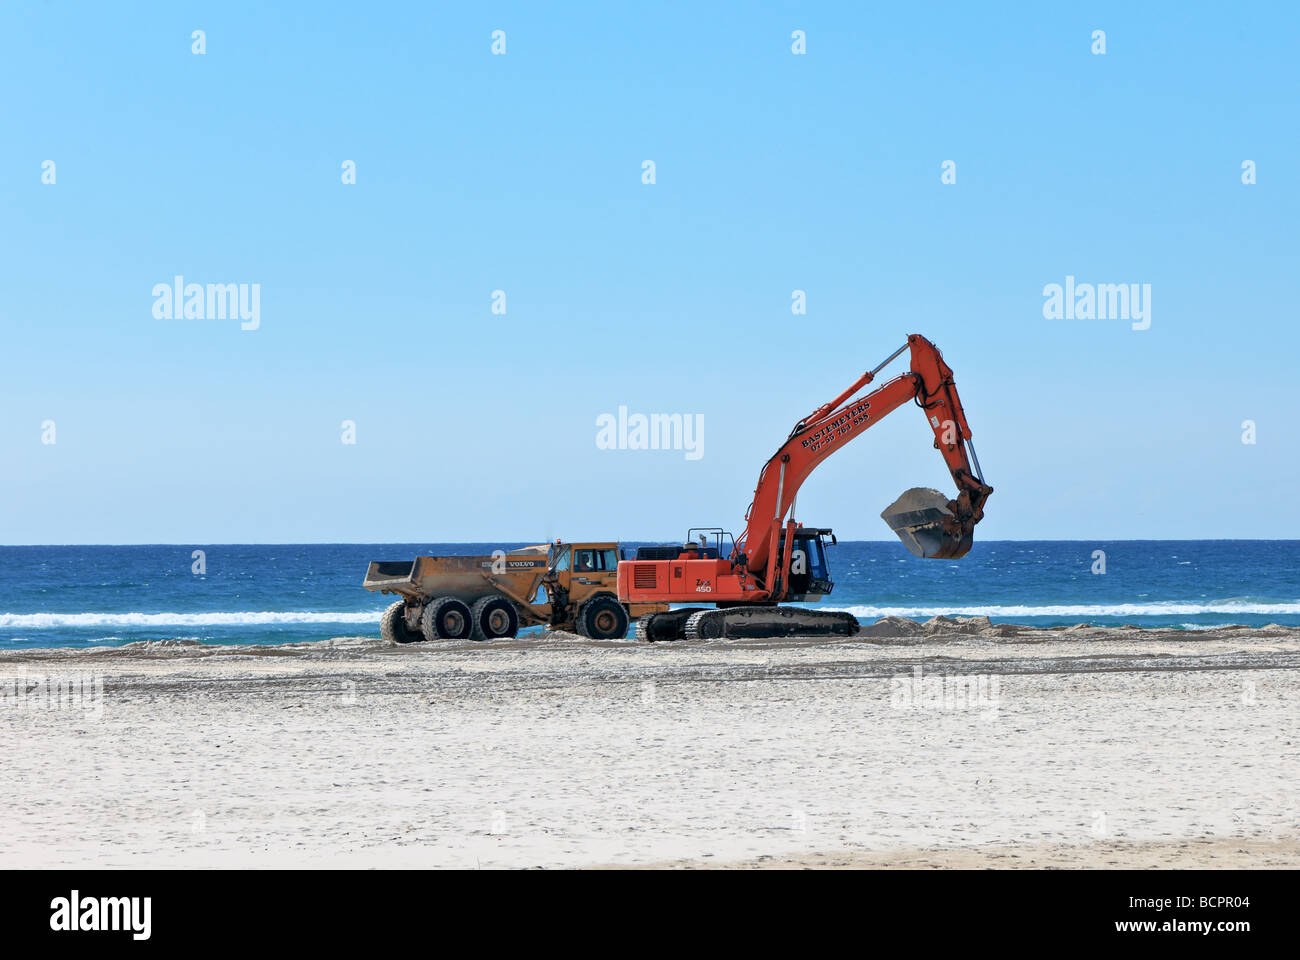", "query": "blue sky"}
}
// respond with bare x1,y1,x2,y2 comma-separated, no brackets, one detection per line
2,2,1297,544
